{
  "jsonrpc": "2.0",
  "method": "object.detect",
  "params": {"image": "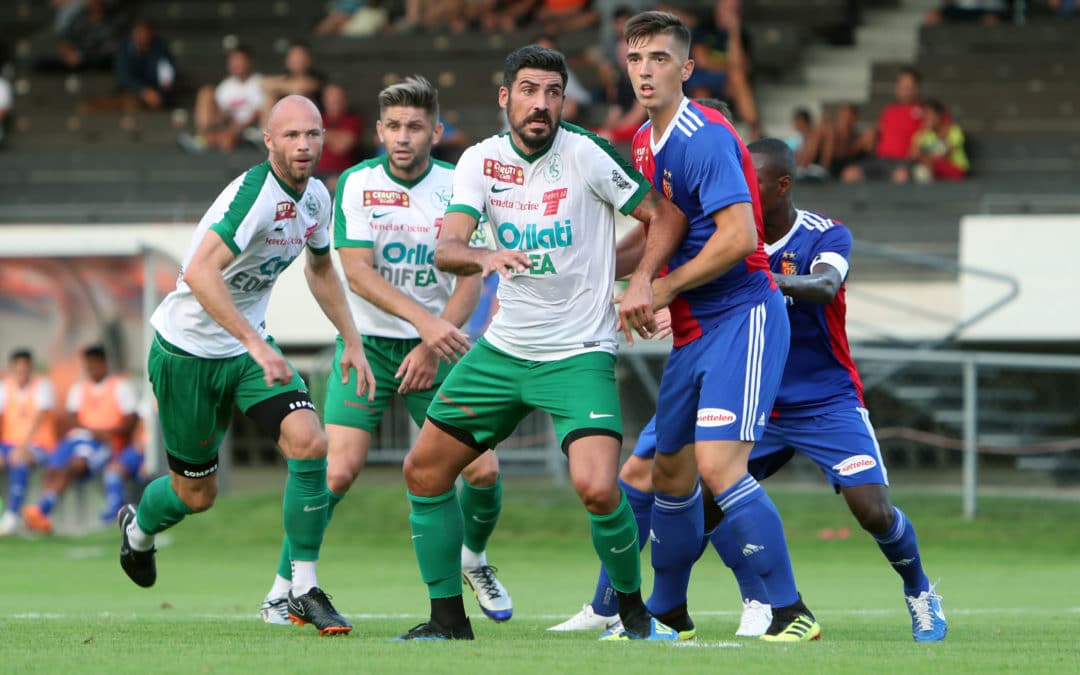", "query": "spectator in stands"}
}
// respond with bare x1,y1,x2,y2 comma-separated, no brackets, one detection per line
535,0,599,33
316,0,388,36
314,84,363,193
842,67,924,183
1049,0,1079,16
821,102,871,179
259,42,325,123
83,18,175,112
925,1,1009,25
397,0,466,32
478,0,542,33
787,107,828,180
897,99,969,183
50,0,120,72
534,34,590,123
177,45,264,154
0,71,11,148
